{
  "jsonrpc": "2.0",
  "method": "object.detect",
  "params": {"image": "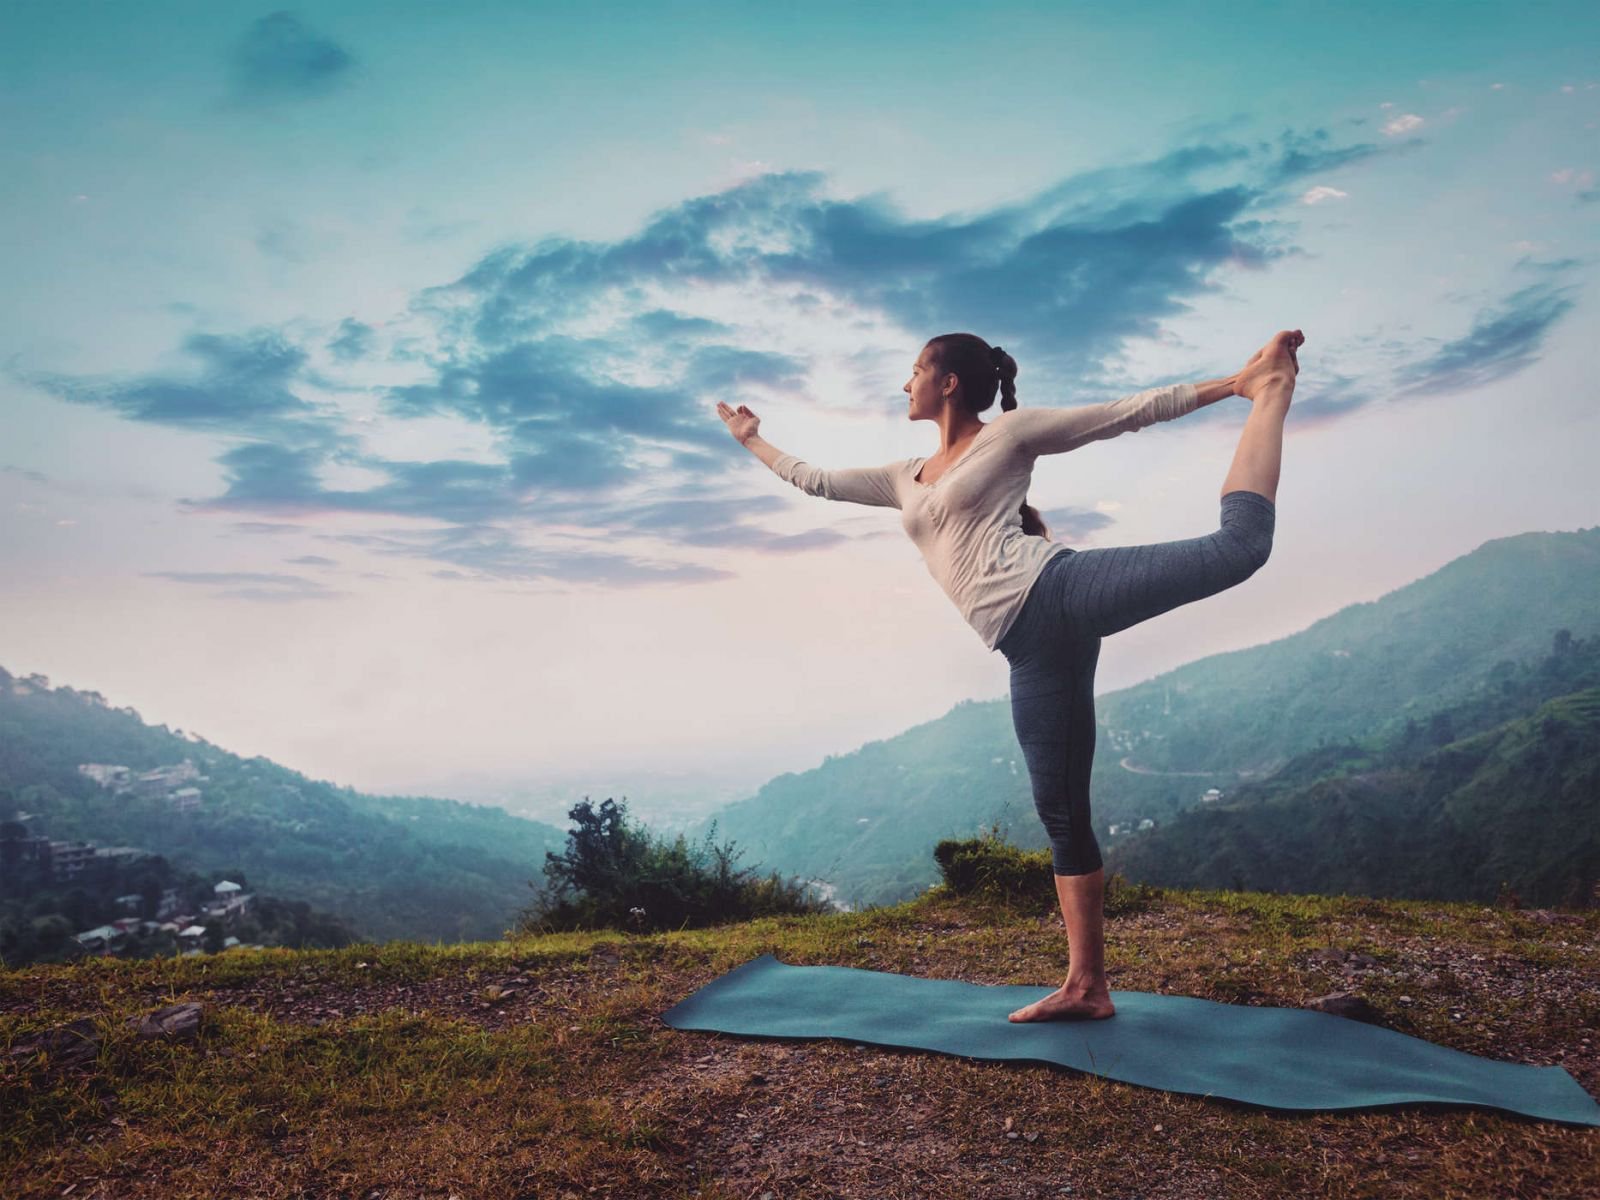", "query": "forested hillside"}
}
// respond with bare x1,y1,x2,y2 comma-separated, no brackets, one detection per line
0,667,566,943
